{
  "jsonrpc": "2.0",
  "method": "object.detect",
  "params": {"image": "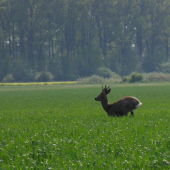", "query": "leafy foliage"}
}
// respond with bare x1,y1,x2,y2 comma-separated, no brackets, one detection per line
77,74,122,84
2,74,14,83
122,72,144,83
77,75,105,84
143,72,170,82
36,71,54,82
0,0,170,81
129,72,144,83
157,61,170,73
95,67,114,78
